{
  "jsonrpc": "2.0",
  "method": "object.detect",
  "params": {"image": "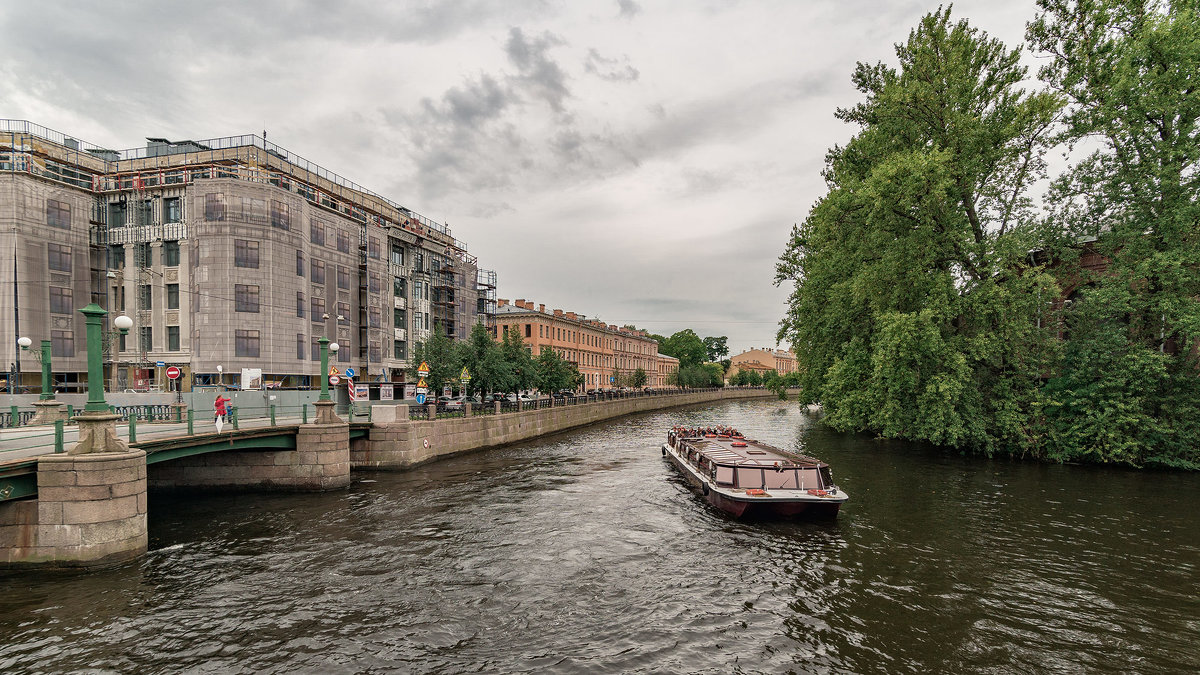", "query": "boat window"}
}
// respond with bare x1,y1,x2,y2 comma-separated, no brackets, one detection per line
764,469,799,490
737,467,763,489
819,466,833,488
715,466,735,485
